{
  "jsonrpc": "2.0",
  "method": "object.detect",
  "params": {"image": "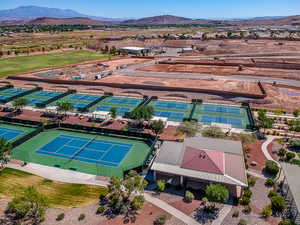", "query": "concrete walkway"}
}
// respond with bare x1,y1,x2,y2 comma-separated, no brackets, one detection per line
261,136,280,166
144,193,200,225
211,203,232,225
7,162,109,186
